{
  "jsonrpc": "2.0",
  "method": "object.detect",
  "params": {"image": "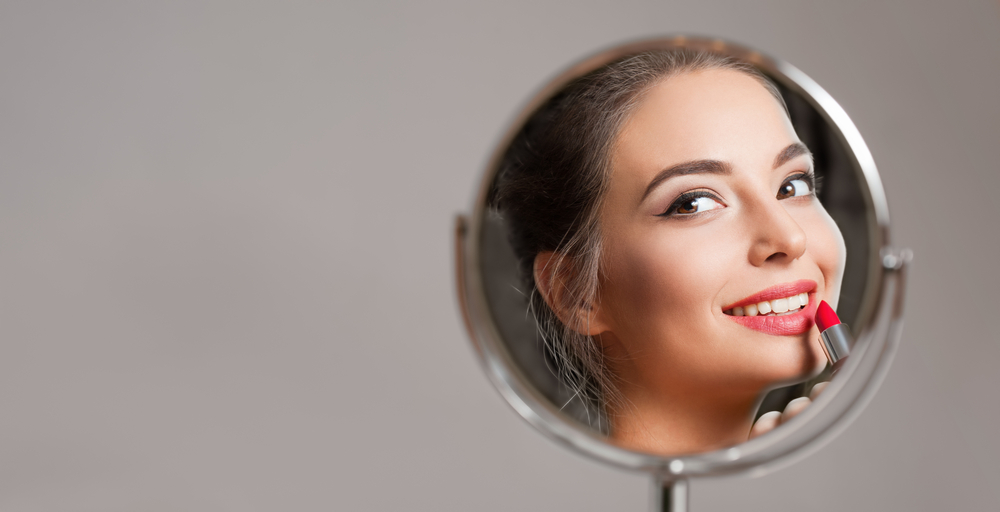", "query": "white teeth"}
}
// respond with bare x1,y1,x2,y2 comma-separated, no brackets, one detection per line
726,292,811,316
787,295,800,309
772,298,789,313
